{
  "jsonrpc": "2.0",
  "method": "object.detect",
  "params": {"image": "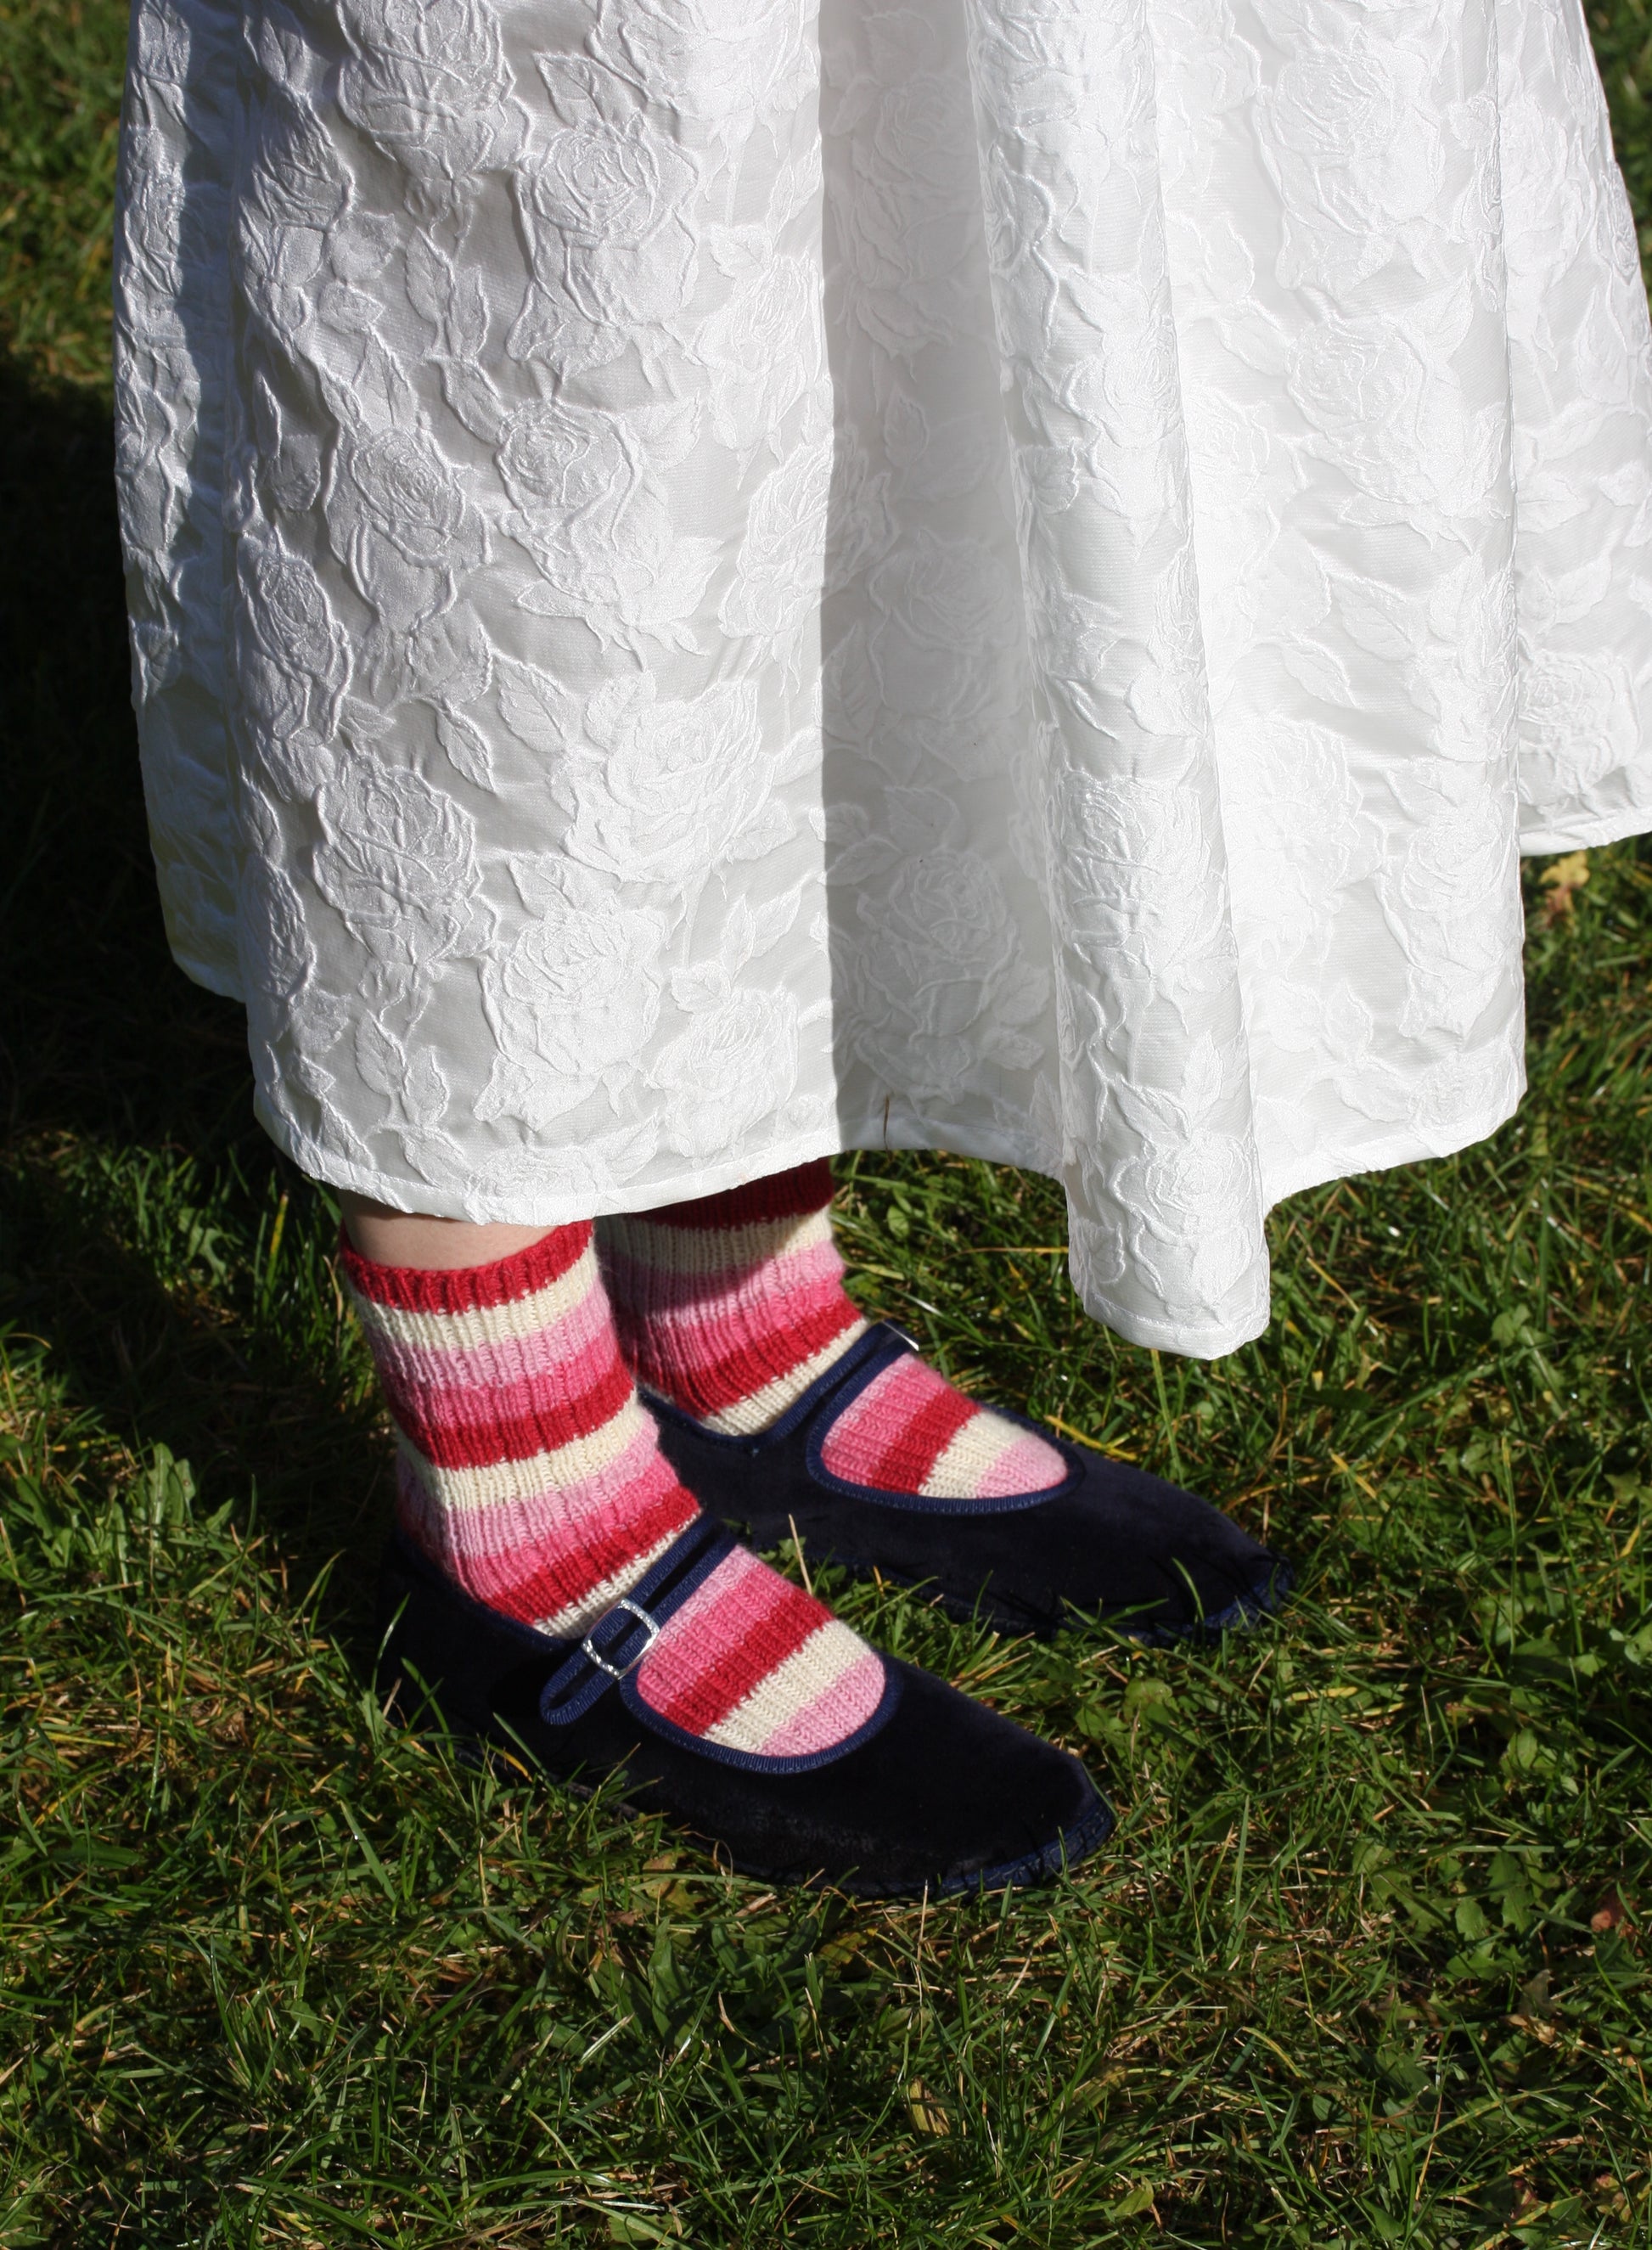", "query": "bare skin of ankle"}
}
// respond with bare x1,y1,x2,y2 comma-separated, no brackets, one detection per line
340,1193,549,1272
